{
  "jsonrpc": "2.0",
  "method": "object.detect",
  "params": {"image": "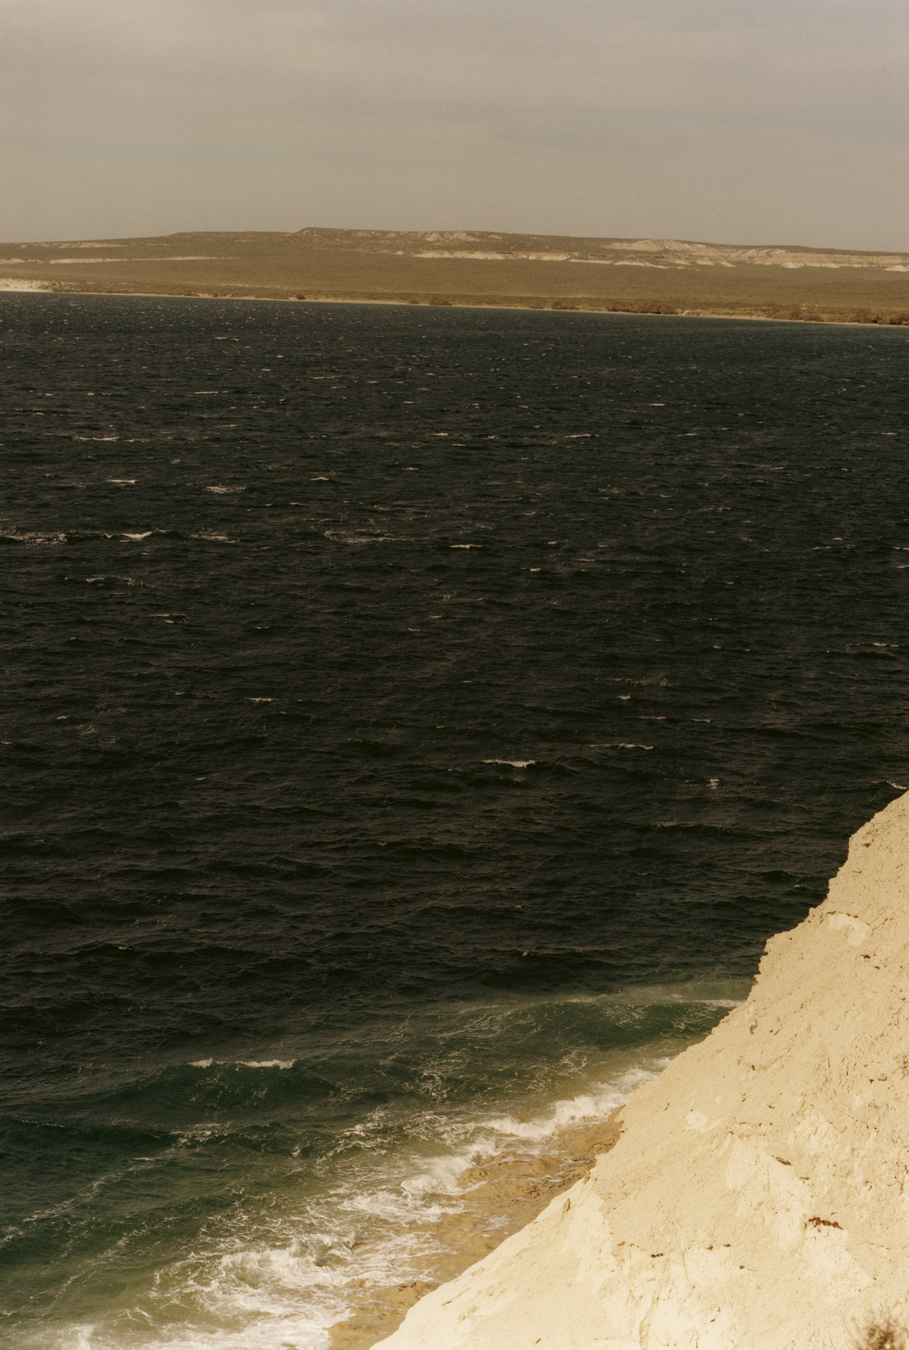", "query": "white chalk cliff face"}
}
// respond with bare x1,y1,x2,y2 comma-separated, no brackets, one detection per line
373,793,909,1350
